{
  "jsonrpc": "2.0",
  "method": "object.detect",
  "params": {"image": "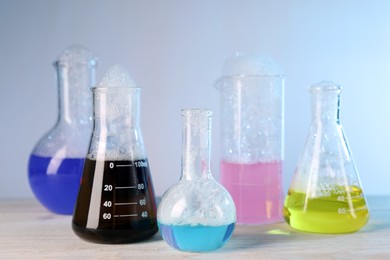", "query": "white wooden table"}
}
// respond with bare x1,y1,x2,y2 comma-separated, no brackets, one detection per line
1,196,389,259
